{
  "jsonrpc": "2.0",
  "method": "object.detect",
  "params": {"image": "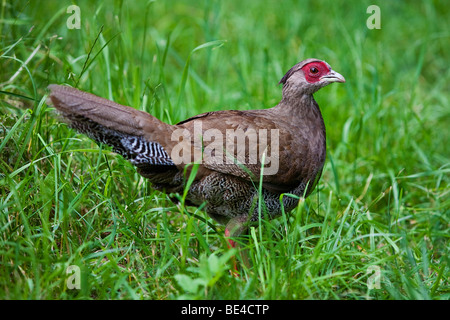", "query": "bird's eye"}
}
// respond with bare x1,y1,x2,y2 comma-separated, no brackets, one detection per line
310,67,319,74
